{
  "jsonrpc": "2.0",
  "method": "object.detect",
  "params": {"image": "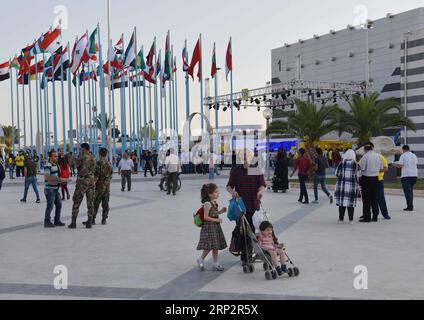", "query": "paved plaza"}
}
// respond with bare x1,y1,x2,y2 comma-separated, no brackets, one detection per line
0,173,423,300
